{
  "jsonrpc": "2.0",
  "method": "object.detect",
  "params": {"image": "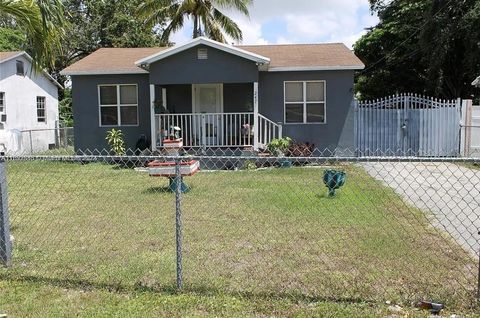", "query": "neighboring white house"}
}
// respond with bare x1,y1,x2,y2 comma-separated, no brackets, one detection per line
0,51,61,154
